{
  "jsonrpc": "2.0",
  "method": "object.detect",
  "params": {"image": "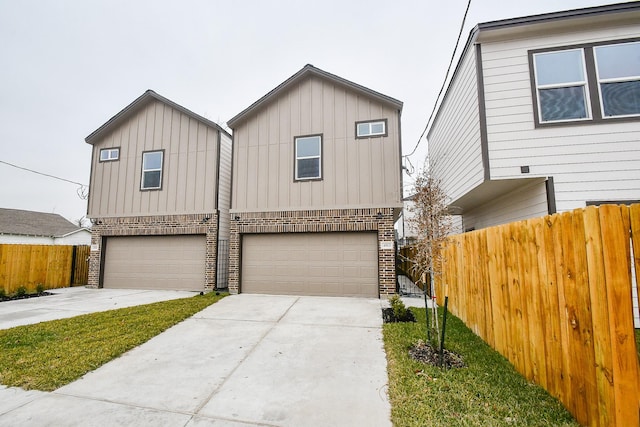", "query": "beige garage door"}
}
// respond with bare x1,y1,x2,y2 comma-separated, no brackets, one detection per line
241,232,378,297
103,235,205,291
